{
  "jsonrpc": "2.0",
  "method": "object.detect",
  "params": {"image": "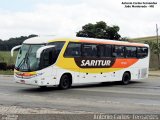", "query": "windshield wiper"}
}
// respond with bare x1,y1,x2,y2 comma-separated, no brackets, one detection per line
17,49,30,71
